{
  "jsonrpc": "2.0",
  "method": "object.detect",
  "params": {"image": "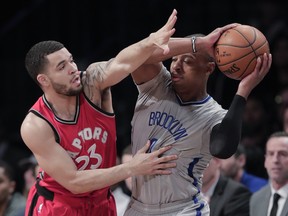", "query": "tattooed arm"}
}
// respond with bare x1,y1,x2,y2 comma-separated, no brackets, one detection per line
81,61,113,112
